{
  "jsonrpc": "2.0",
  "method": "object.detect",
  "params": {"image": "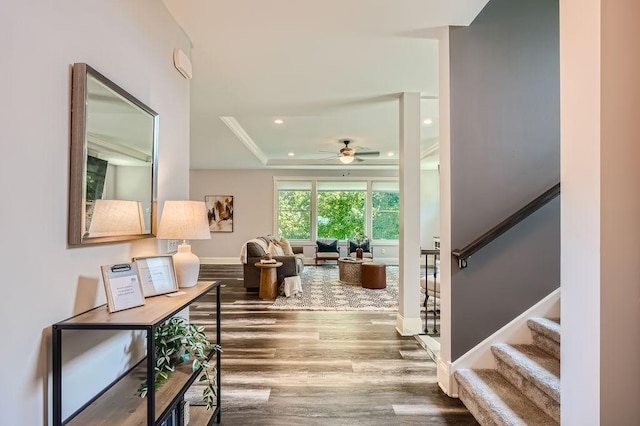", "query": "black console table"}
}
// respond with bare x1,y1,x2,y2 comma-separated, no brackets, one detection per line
52,281,221,425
